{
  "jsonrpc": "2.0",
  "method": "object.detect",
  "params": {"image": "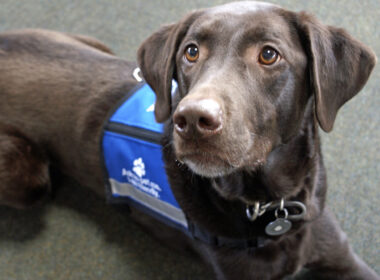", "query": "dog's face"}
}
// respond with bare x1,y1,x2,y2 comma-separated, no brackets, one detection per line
170,2,309,178
138,2,375,180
